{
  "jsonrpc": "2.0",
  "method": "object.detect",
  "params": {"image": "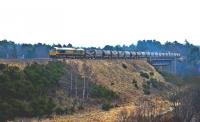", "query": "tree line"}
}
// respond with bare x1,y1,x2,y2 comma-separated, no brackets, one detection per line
1,39,199,76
